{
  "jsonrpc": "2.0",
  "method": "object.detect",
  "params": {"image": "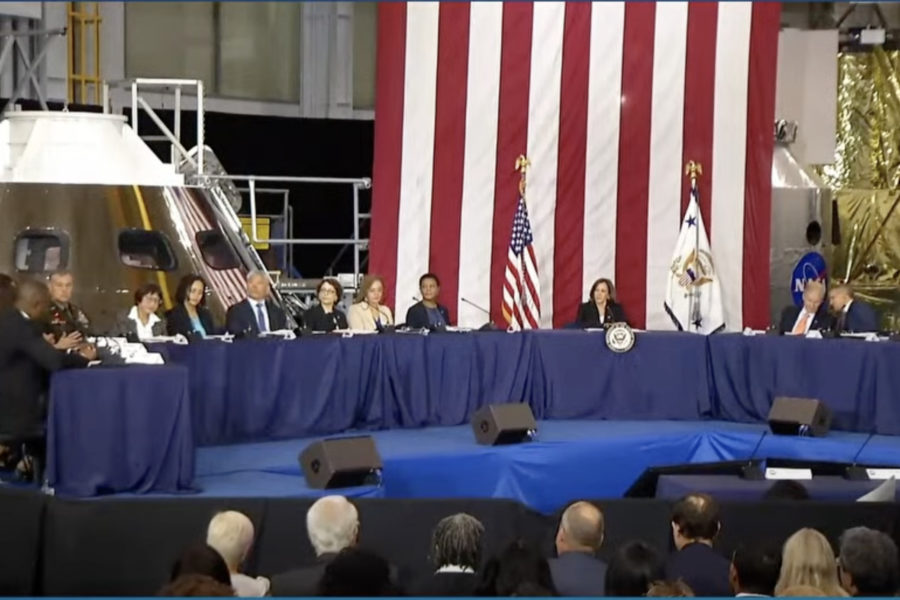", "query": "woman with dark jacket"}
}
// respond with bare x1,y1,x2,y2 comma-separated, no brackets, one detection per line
304,278,349,332
166,275,218,337
575,278,628,328
405,273,451,330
